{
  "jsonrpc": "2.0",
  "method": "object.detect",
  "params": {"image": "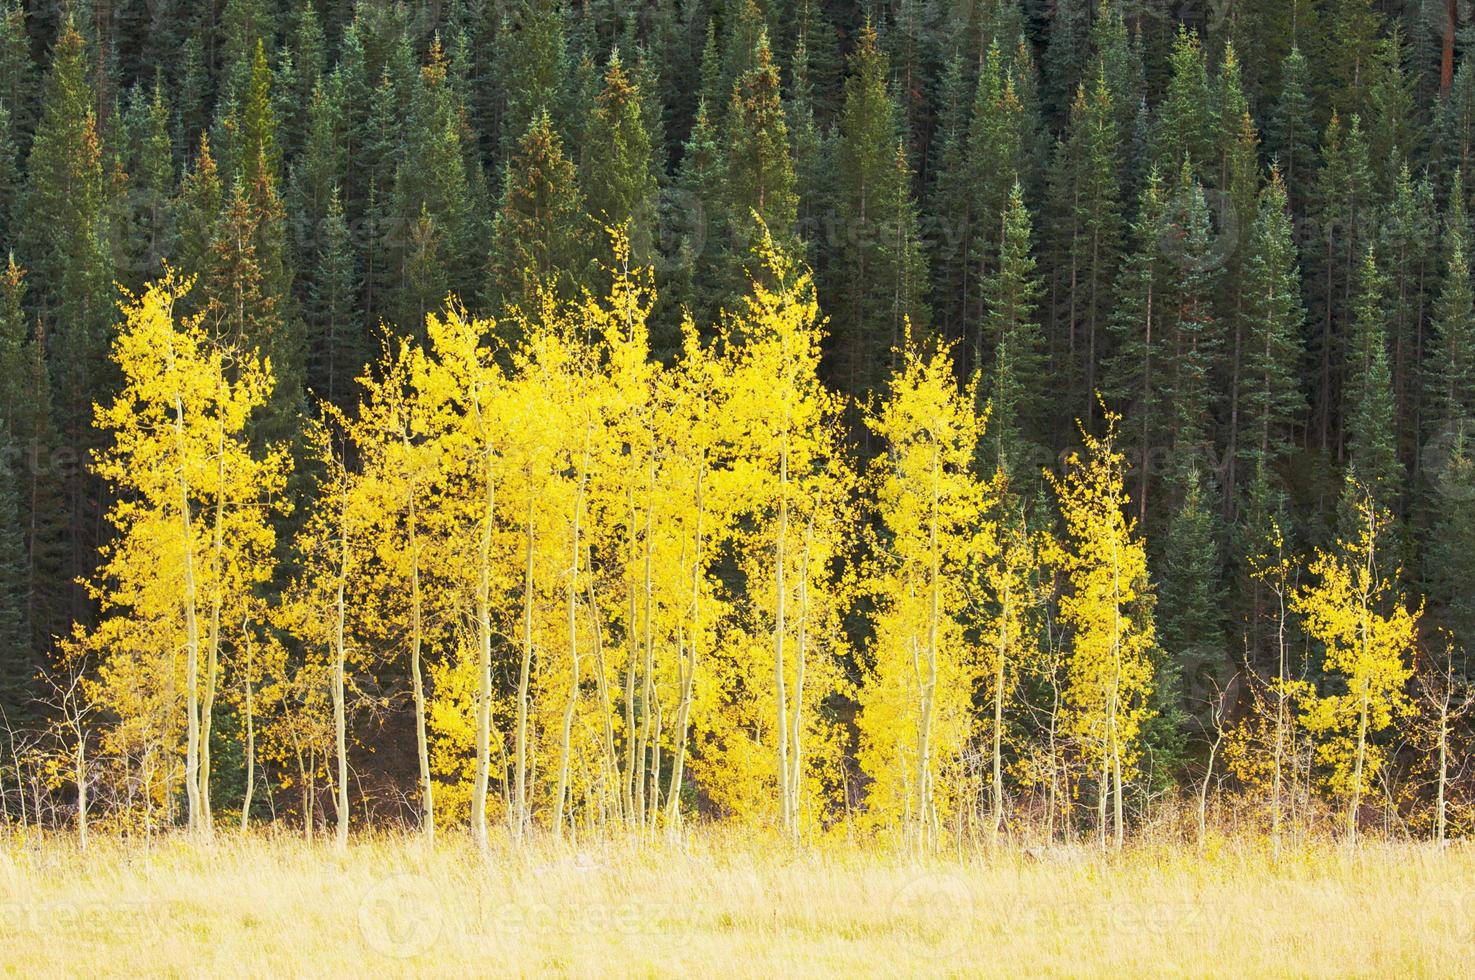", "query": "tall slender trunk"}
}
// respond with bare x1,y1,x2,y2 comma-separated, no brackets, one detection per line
788,519,813,839
472,443,495,852
513,490,536,839
168,355,204,836
200,397,227,834
406,484,433,844
774,431,792,834
332,485,350,852
991,579,1009,838
240,623,256,832
1272,580,1288,857
555,438,591,839
586,568,620,826
916,449,942,852
1436,685,1449,844
667,463,705,833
